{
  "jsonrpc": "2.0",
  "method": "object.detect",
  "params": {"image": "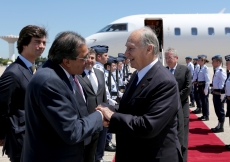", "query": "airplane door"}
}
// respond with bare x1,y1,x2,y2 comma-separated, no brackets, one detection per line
144,19,164,65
